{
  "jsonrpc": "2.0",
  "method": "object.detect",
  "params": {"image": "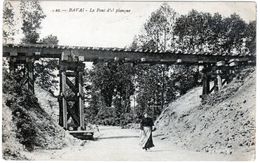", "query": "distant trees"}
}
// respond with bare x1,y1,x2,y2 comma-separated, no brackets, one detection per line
132,3,177,51
131,4,198,118
35,35,59,92
174,11,254,56
85,4,256,124
7,0,255,126
19,0,59,92
174,10,218,53
39,34,59,45
244,21,256,54
20,0,46,44
3,1,15,44
85,62,135,125
130,4,256,119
